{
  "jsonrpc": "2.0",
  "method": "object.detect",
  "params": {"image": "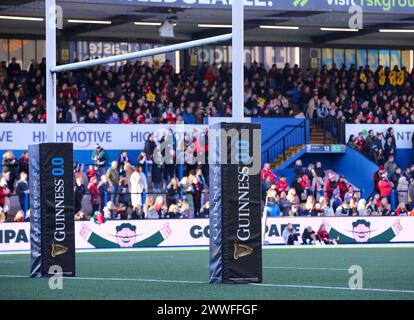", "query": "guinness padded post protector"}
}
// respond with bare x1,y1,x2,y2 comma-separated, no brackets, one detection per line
209,123,262,284
29,143,75,277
